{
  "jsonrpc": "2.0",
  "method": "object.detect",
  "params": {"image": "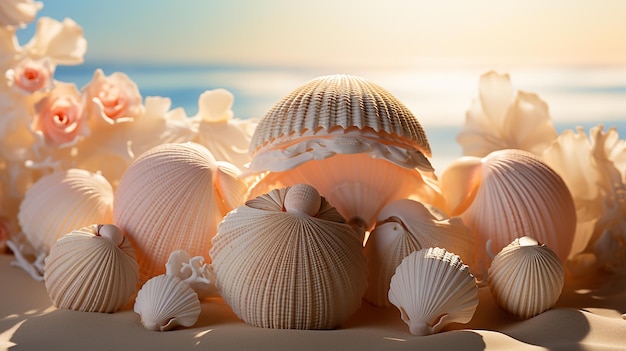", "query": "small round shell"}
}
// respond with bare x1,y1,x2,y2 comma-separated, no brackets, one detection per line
44,224,139,313
210,184,368,329
134,274,201,331
488,236,565,319
388,248,478,336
